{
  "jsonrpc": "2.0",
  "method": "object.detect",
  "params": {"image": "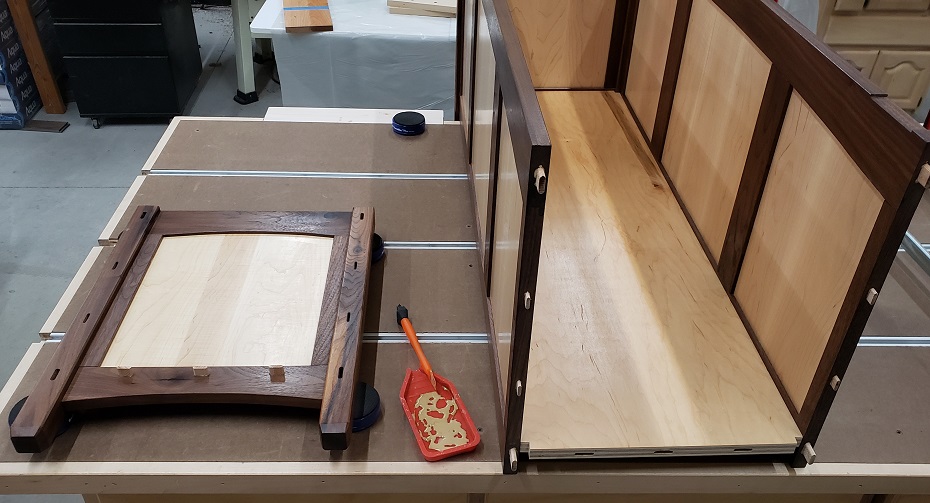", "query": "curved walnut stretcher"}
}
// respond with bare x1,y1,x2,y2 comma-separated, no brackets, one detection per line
10,205,375,453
